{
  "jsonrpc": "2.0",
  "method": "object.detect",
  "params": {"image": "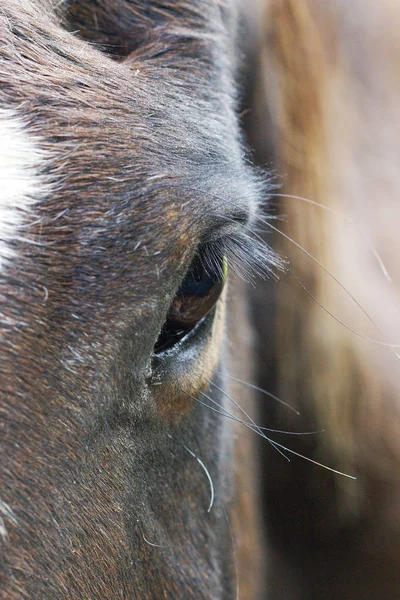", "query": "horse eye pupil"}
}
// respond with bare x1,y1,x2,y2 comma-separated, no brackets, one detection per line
154,251,226,354
180,255,219,296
